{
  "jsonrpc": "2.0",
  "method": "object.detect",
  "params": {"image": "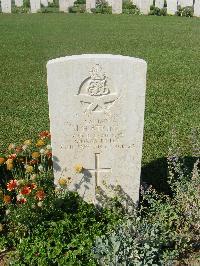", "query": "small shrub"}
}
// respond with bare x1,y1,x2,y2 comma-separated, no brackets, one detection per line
12,6,29,13
176,5,194,17
40,6,59,13
122,0,140,15
69,4,86,13
48,0,59,8
93,156,200,265
149,6,167,16
91,0,112,14
69,0,86,13
23,0,30,8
